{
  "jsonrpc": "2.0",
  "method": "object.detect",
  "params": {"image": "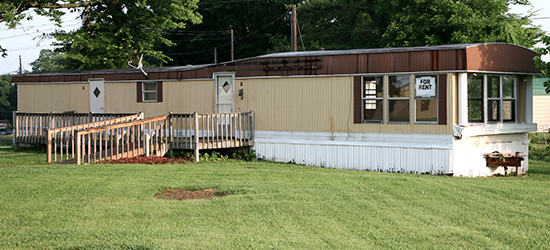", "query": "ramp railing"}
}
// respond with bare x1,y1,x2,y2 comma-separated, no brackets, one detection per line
75,114,170,165
40,111,254,164
46,113,144,163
